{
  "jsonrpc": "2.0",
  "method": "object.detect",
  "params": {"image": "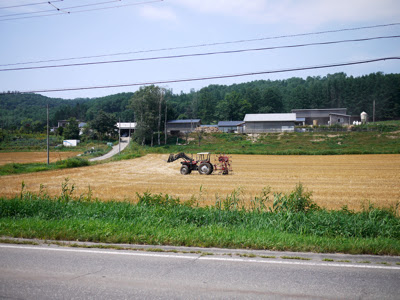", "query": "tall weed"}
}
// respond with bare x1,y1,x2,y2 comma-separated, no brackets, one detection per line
272,183,320,213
